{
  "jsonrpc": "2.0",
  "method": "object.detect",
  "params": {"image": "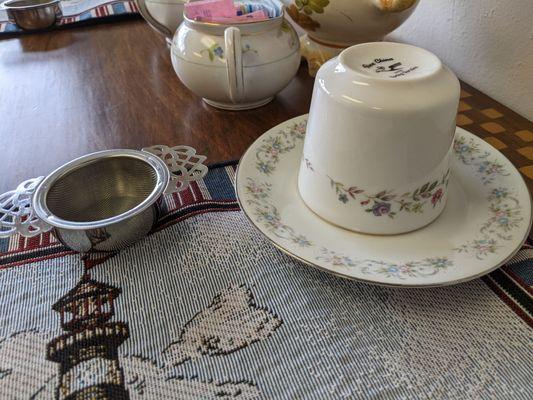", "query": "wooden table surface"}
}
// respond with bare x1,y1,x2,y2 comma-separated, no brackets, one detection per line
1,19,533,195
